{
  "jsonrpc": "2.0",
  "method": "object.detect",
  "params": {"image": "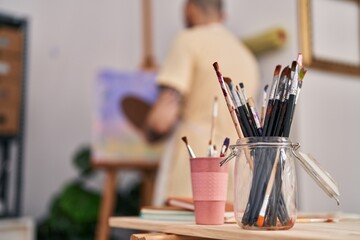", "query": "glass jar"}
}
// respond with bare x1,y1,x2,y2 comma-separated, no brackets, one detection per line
232,137,297,230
